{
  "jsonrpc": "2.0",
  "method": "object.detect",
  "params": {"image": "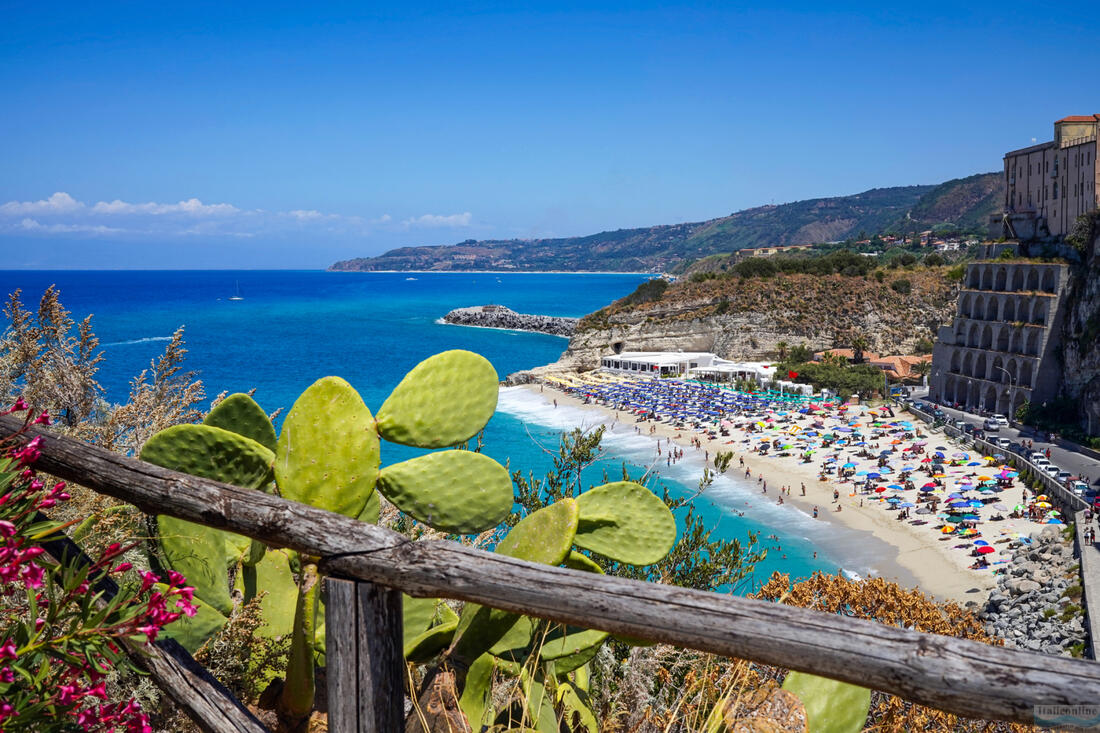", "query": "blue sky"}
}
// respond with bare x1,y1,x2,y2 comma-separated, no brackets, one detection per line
1,1,1098,268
